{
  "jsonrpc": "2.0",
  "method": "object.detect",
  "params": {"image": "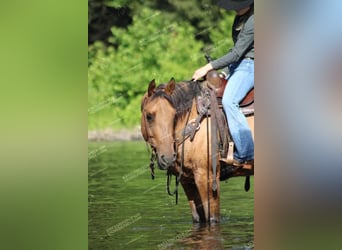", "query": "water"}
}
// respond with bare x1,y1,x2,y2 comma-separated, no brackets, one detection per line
89,141,254,249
